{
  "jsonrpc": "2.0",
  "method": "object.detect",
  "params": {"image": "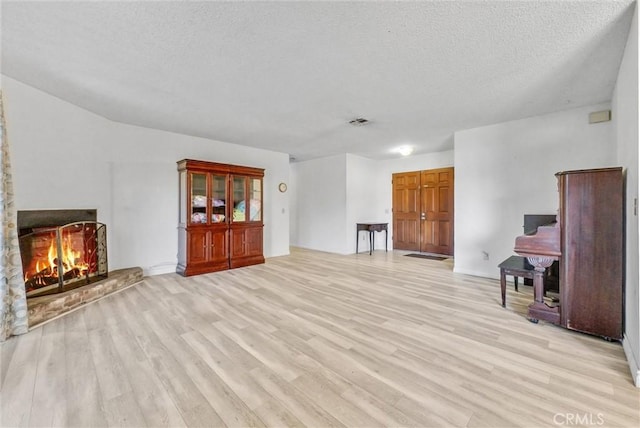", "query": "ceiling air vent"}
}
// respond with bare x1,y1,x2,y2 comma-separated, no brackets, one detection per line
349,118,369,126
